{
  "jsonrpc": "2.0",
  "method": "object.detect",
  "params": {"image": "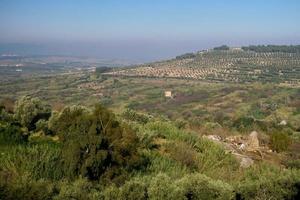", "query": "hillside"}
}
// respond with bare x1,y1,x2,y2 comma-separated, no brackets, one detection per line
105,46,300,85
1,45,300,200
